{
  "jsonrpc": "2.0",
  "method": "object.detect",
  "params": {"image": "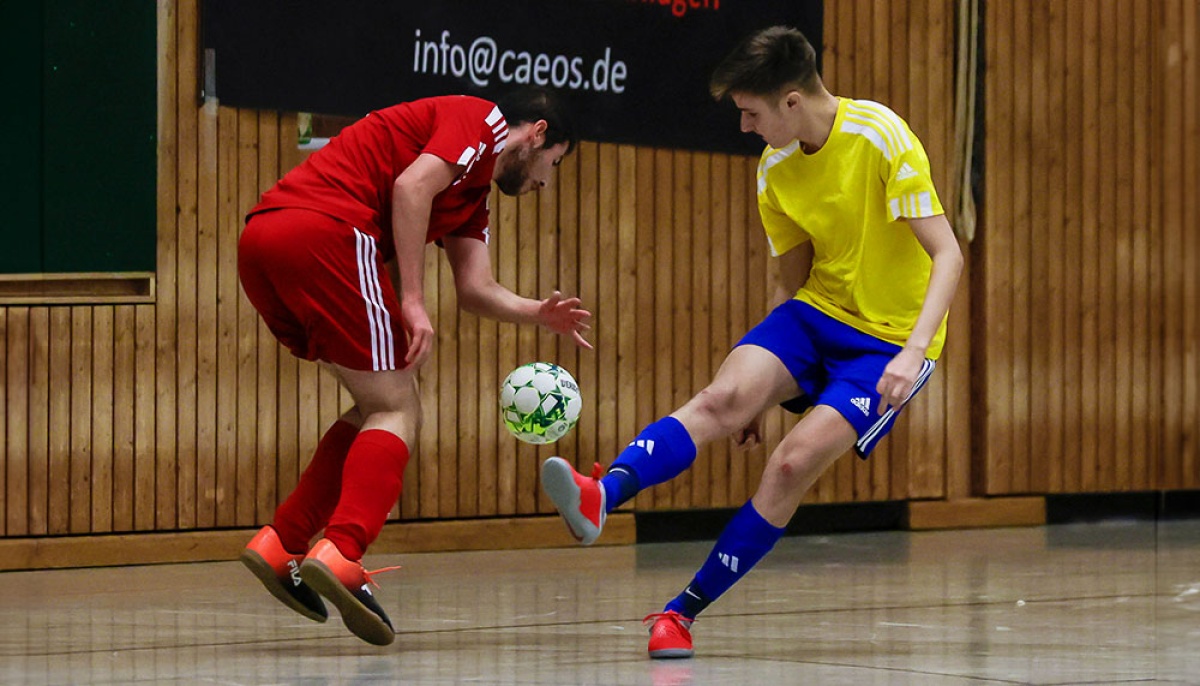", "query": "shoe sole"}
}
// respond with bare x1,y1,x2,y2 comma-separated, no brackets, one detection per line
541,457,605,546
649,648,694,659
300,559,396,646
239,548,327,623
